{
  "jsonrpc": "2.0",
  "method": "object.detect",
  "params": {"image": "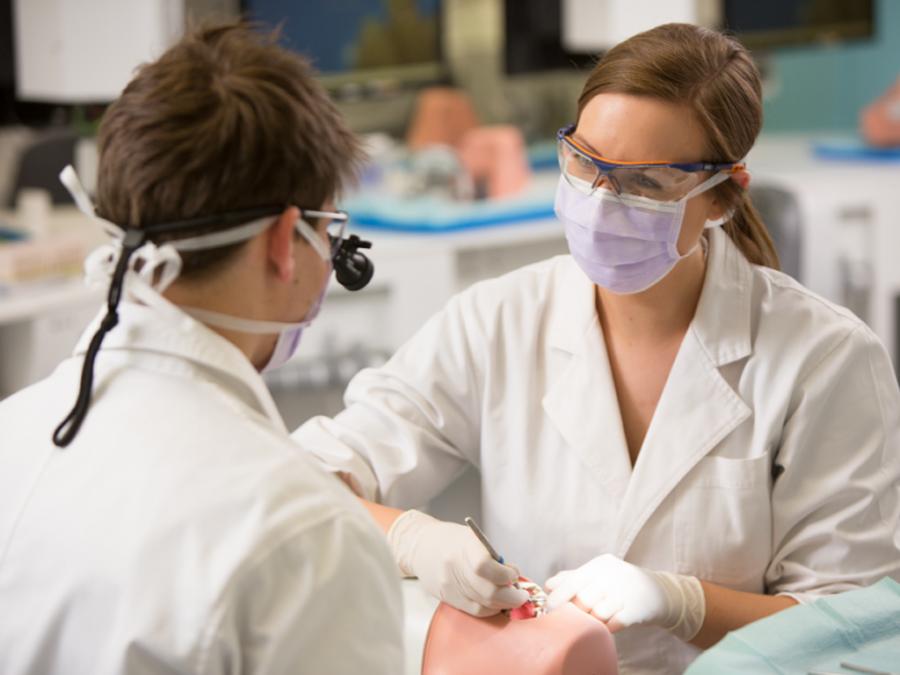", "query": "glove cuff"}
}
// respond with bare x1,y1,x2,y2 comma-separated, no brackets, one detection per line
651,571,706,642
386,509,435,578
